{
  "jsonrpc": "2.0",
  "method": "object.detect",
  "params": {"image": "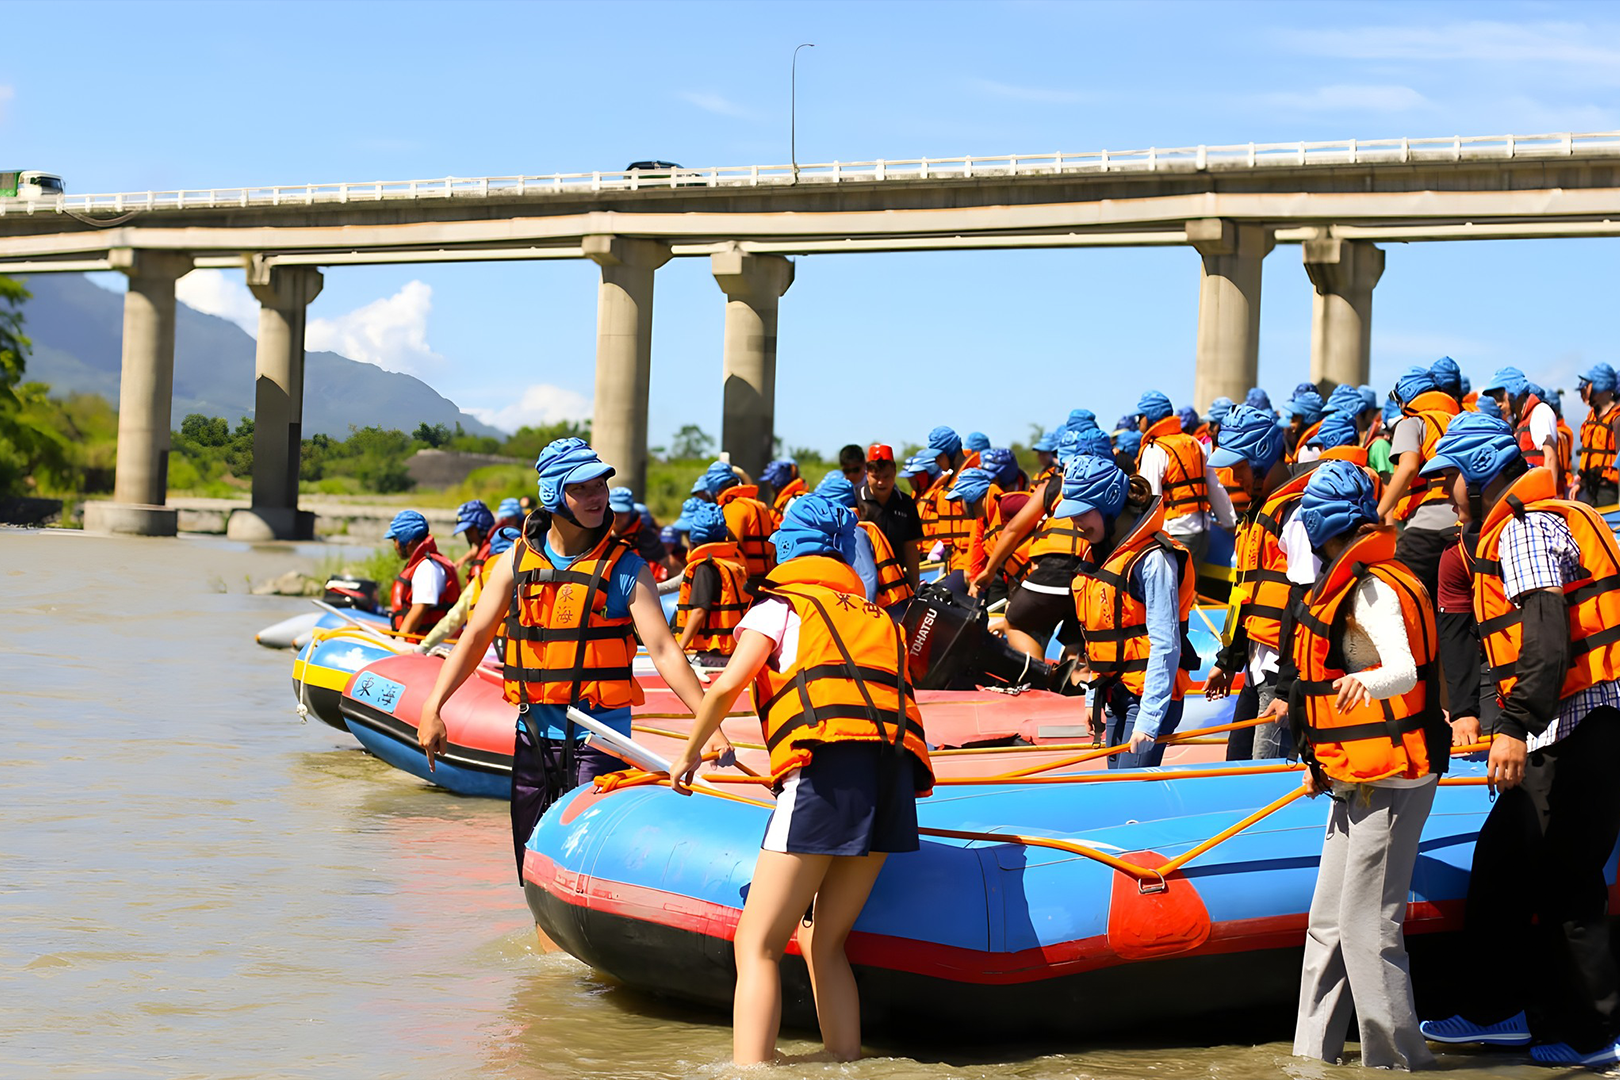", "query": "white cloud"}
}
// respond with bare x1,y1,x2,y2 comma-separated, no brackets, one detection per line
1274,20,1620,68
679,91,754,119
1253,84,1430,114
466,383,591,434
176,269,261,336
969,78,1089,105
306,281,443,377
